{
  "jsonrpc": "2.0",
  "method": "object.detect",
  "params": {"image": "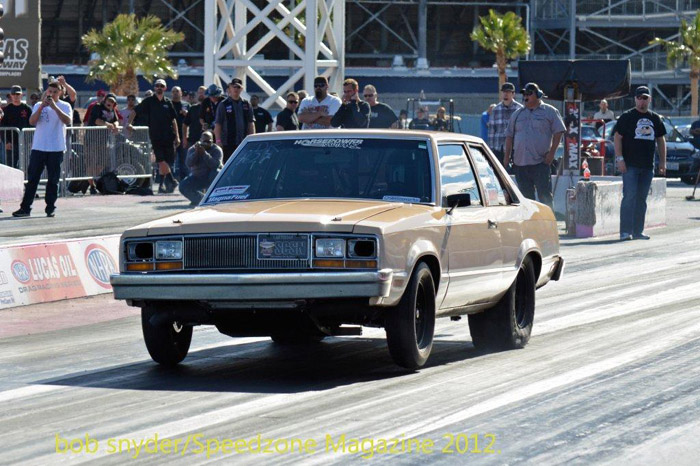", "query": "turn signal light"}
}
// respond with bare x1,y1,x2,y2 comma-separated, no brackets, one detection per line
155,261,183,270
126,263,154,271
345,260,378,269
313,259,345,268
